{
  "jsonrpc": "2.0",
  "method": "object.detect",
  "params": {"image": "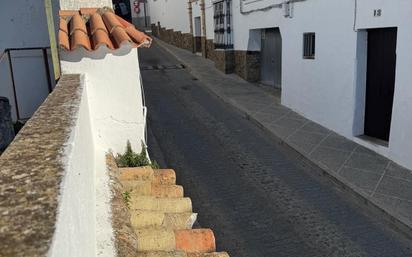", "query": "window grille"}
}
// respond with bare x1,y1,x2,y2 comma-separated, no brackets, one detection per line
303,33,316,59
213,0,233,49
